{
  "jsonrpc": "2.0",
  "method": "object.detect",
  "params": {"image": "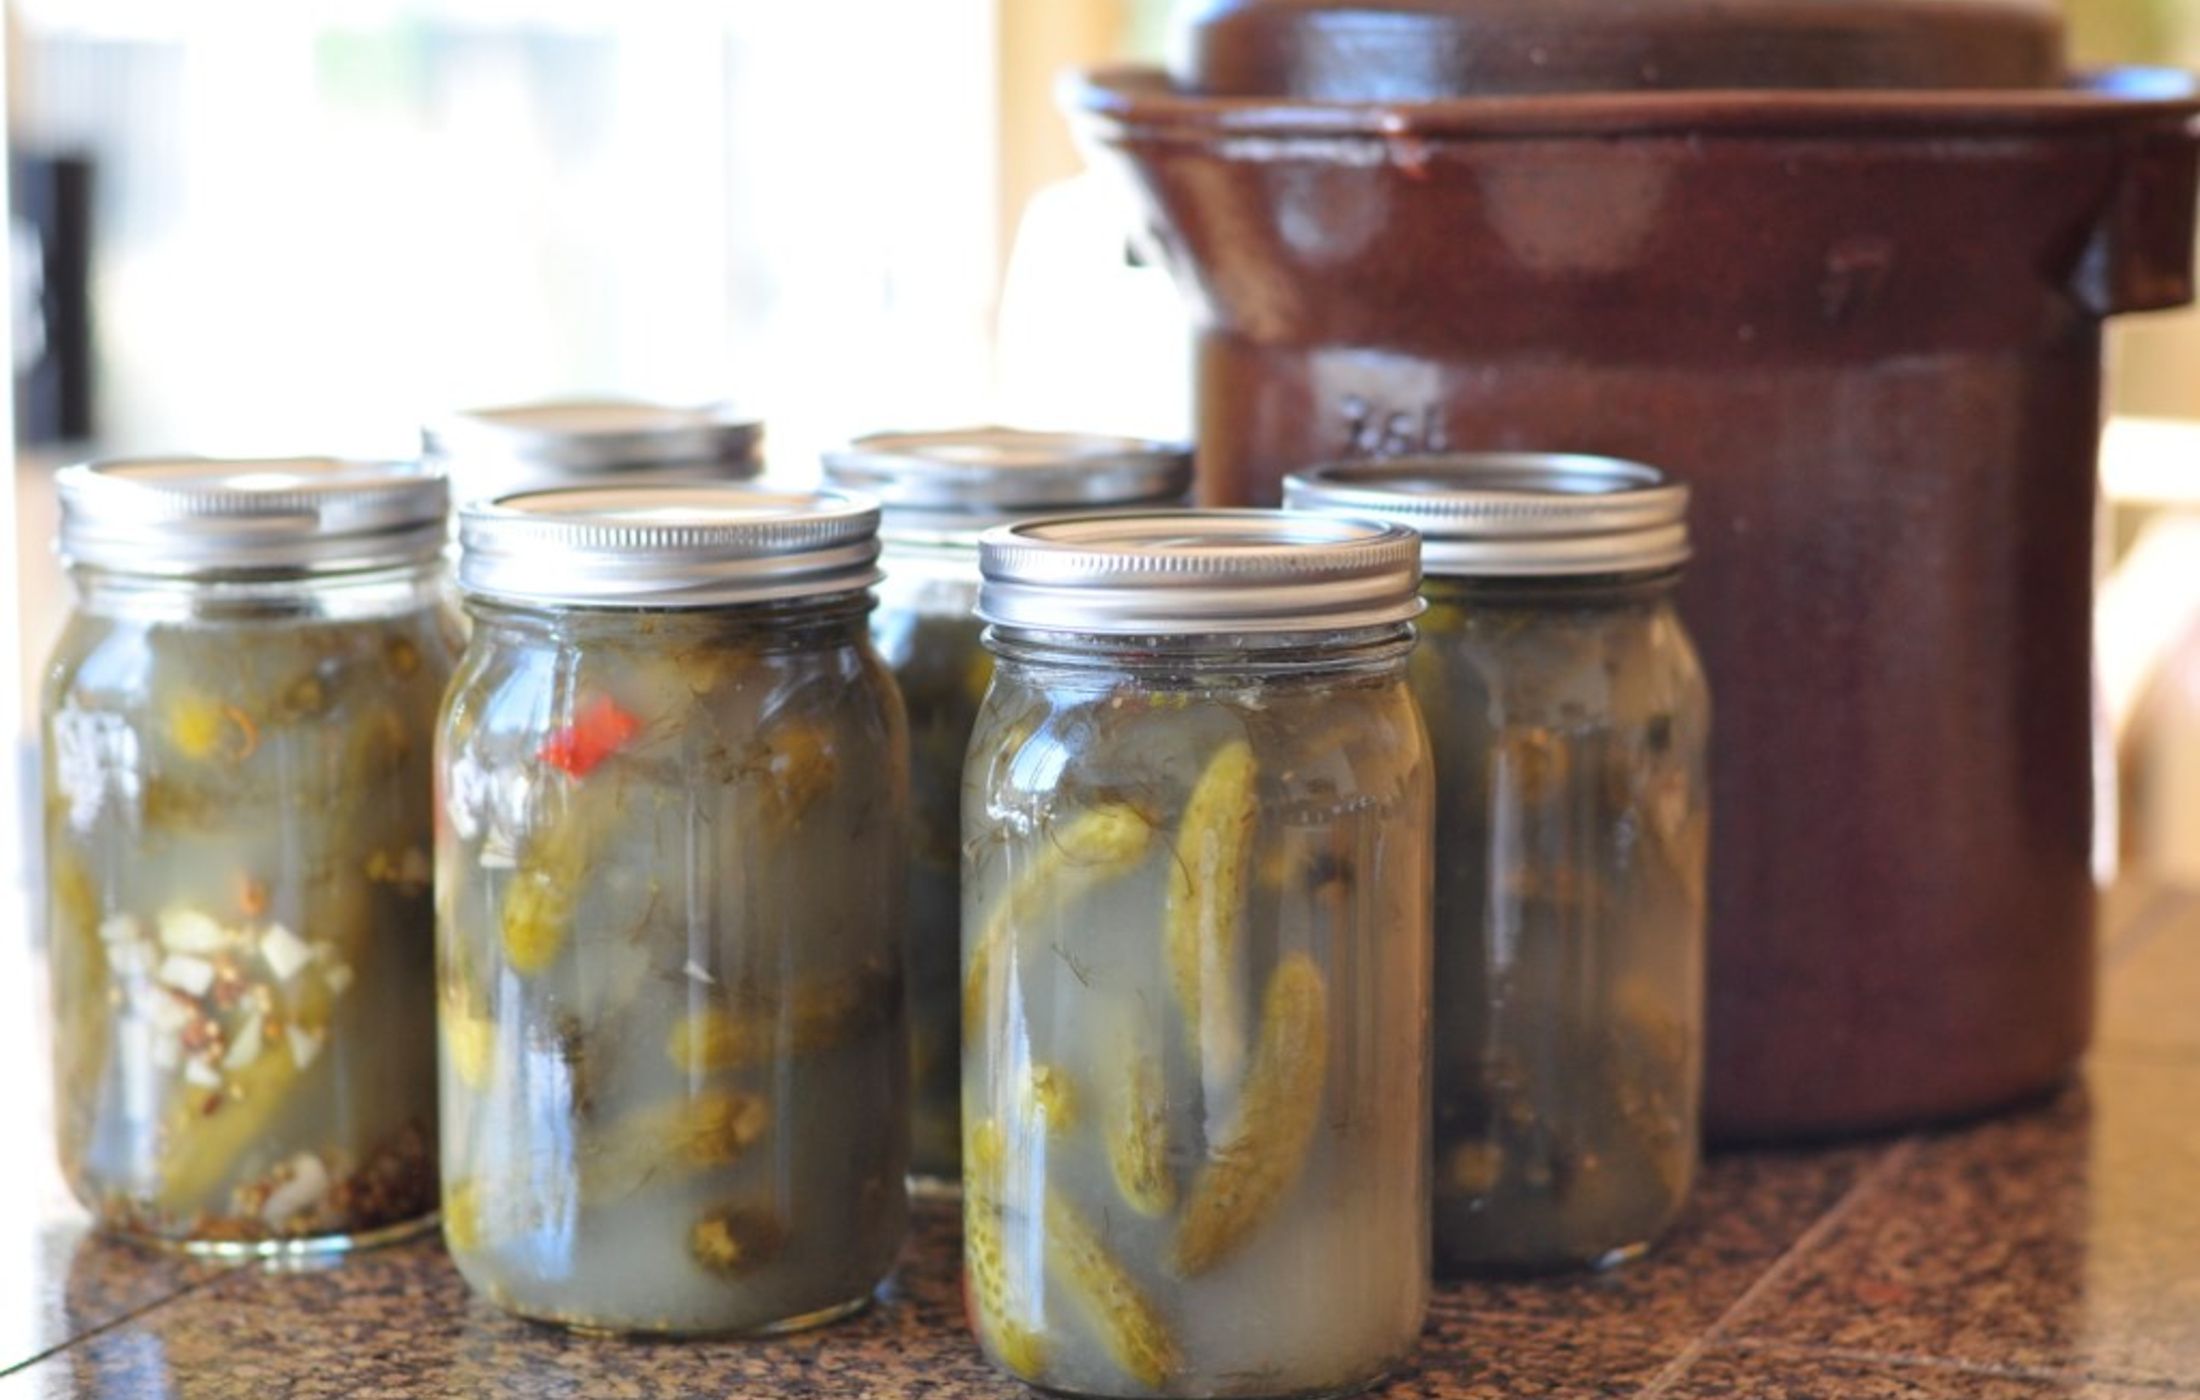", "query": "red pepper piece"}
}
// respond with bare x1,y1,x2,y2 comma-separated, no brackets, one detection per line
537,696,640,778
